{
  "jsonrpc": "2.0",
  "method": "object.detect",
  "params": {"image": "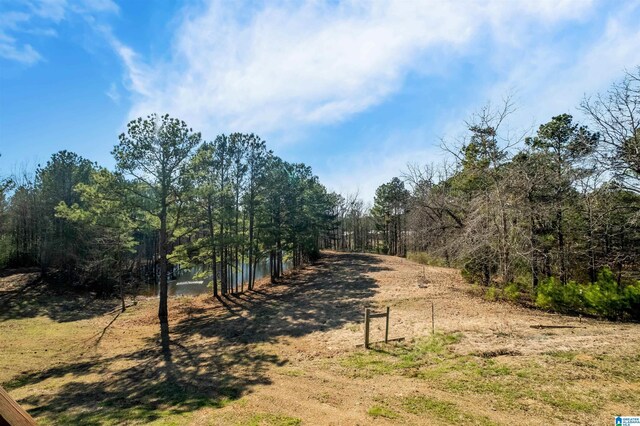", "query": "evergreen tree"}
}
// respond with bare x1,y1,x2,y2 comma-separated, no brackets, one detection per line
112,114,200,324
